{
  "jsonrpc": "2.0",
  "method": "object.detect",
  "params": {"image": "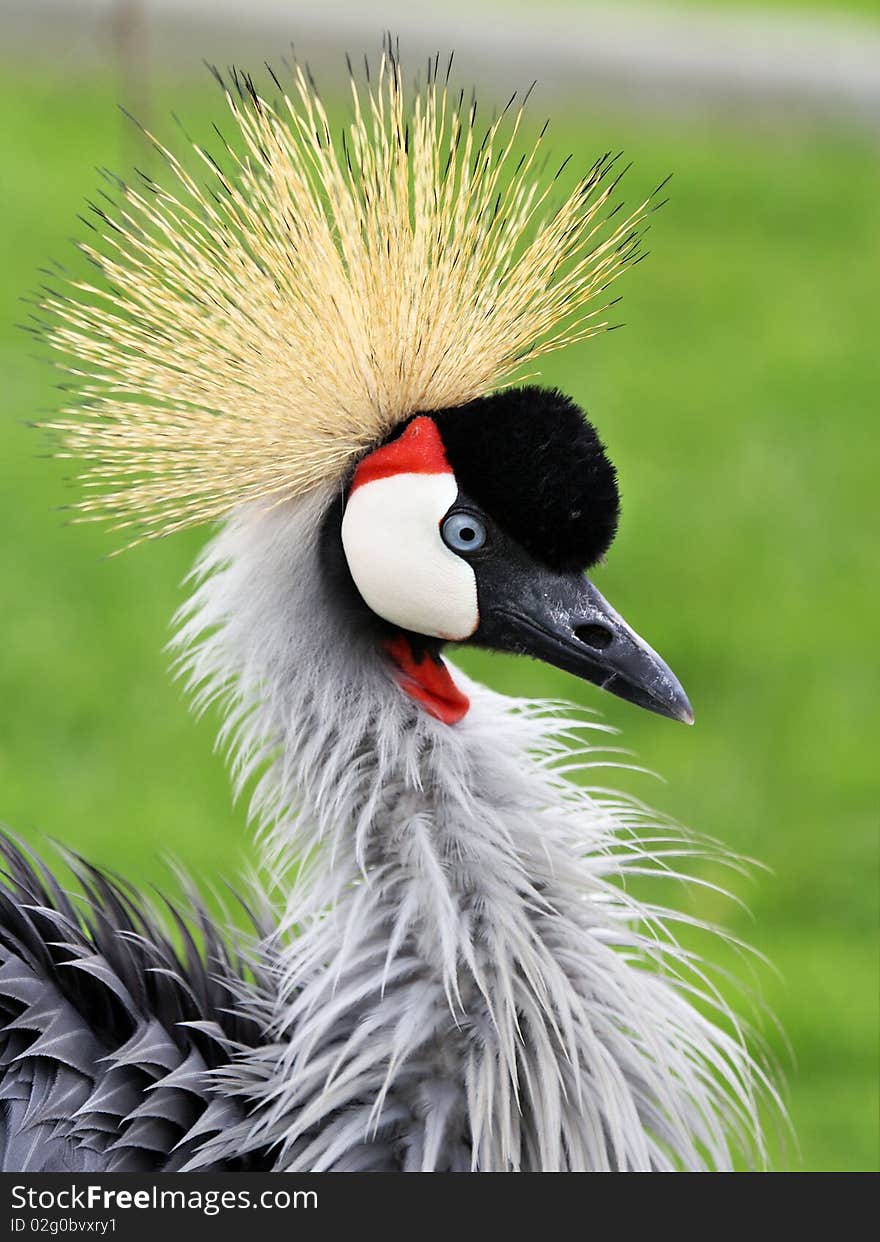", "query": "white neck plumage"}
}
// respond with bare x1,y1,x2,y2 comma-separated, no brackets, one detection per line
173,492,766,1172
